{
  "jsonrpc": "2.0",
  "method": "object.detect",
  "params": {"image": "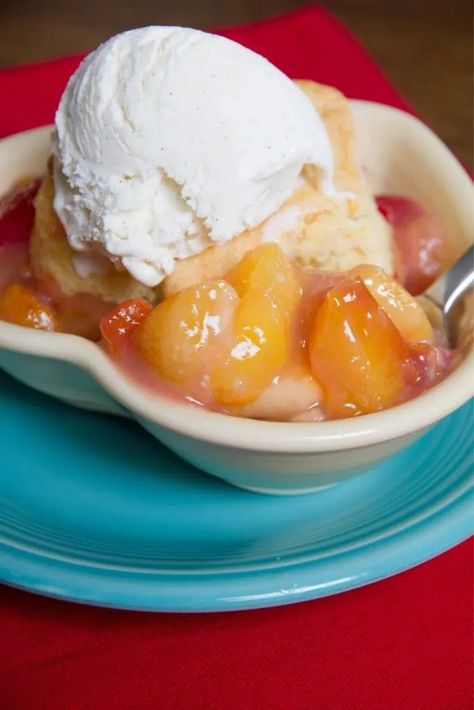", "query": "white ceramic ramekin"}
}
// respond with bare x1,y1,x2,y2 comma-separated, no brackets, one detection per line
0,102,473,494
